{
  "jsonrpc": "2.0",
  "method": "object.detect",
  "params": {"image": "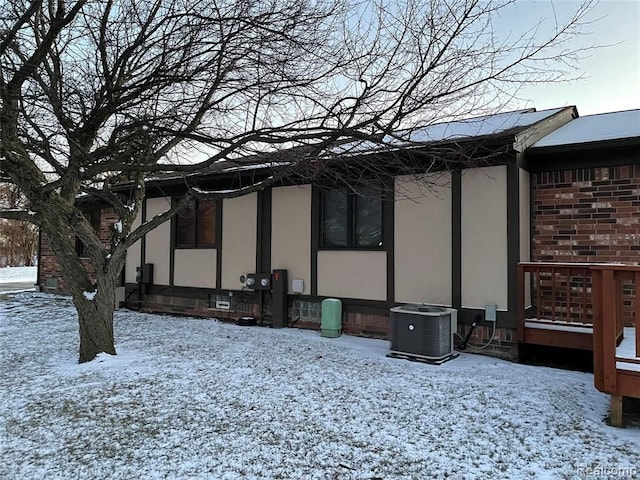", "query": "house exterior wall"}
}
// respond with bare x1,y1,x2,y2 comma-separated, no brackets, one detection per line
532,165,640,263
124,212,142,284
316,250,387,300
144,197,172,286
461,166,508,310
394,173,452,305
174,249,217,288
221,193,257,290
271,185,312,294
